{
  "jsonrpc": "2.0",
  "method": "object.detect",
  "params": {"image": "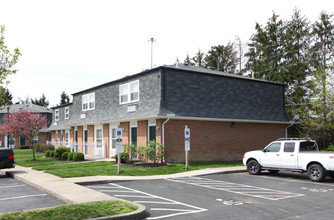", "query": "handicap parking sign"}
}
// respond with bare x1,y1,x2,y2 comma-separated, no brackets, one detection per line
116,128,123,139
